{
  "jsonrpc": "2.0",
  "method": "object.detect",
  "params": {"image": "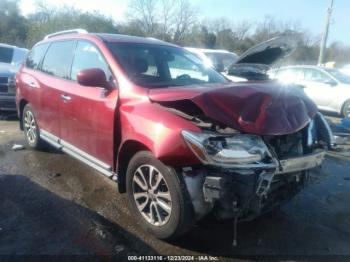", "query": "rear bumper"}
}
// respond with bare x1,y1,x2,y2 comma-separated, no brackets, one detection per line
0,94,16,111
